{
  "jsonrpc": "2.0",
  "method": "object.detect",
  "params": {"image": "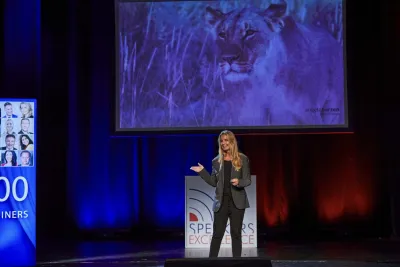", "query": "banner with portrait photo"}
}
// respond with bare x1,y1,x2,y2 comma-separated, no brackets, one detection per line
0,99,36,267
